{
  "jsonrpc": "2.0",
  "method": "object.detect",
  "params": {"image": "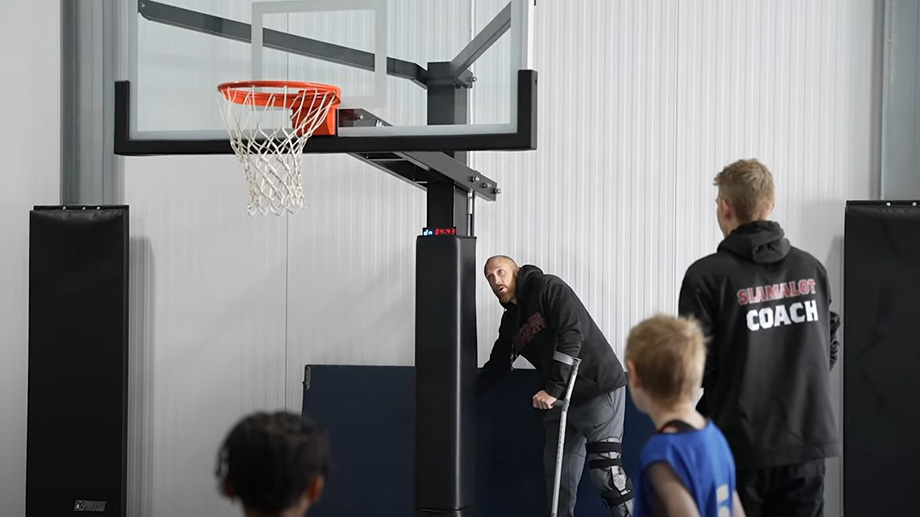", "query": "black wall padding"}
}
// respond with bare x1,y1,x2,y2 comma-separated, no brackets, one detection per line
415,236,478,516
844,202,920,516
301,365,655,517
27,206,129,517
